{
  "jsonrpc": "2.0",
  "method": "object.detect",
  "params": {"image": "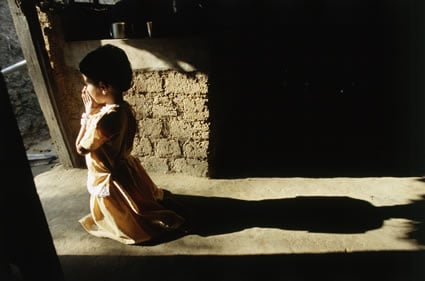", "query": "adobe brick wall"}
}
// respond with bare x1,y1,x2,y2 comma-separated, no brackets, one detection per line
127,71,209,176
36,7,210,177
